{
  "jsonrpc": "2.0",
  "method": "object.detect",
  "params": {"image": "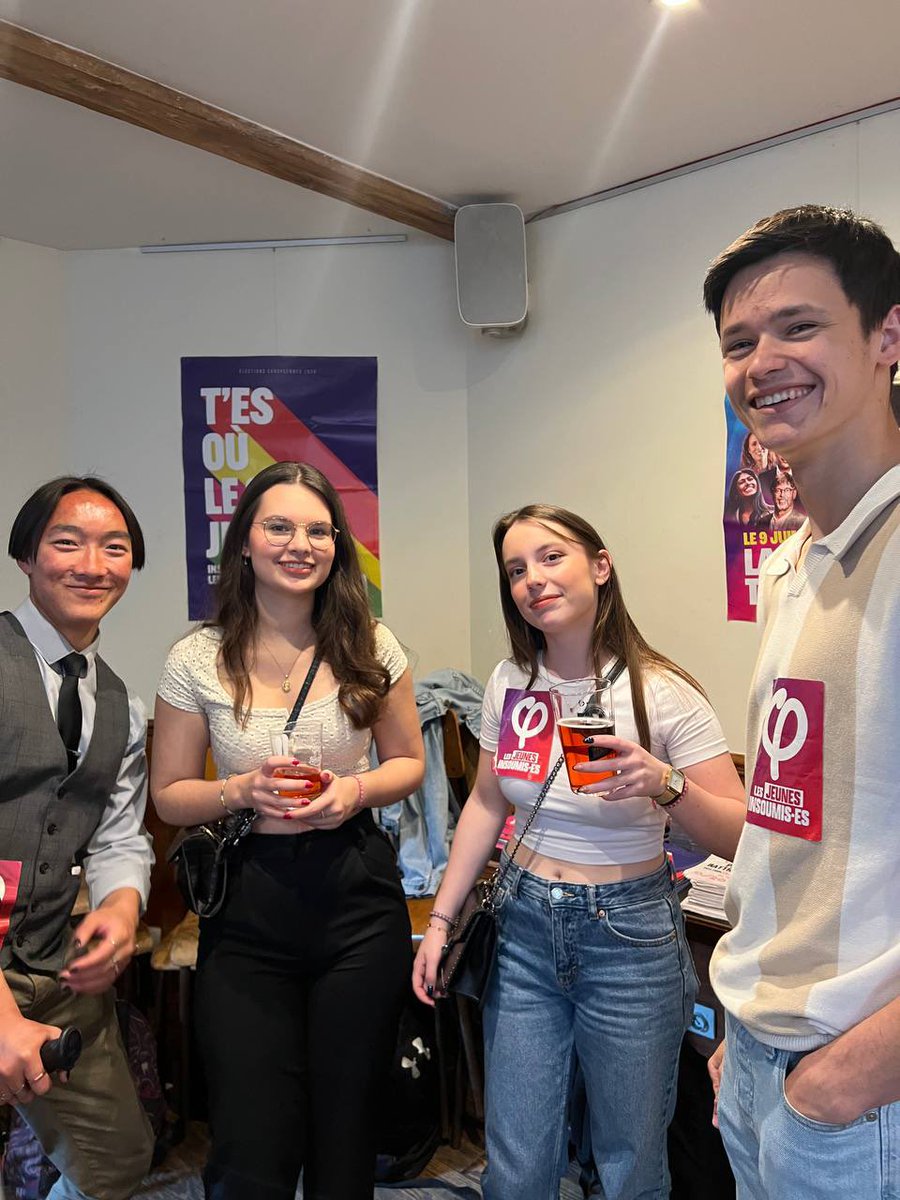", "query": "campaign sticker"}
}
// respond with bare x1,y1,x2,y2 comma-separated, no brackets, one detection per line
495,689,555,782
747,678,824,841
0,860,23,947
